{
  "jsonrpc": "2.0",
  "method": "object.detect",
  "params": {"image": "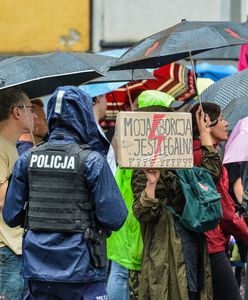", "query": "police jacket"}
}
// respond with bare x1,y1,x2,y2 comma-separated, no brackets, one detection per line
3,86,128,283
